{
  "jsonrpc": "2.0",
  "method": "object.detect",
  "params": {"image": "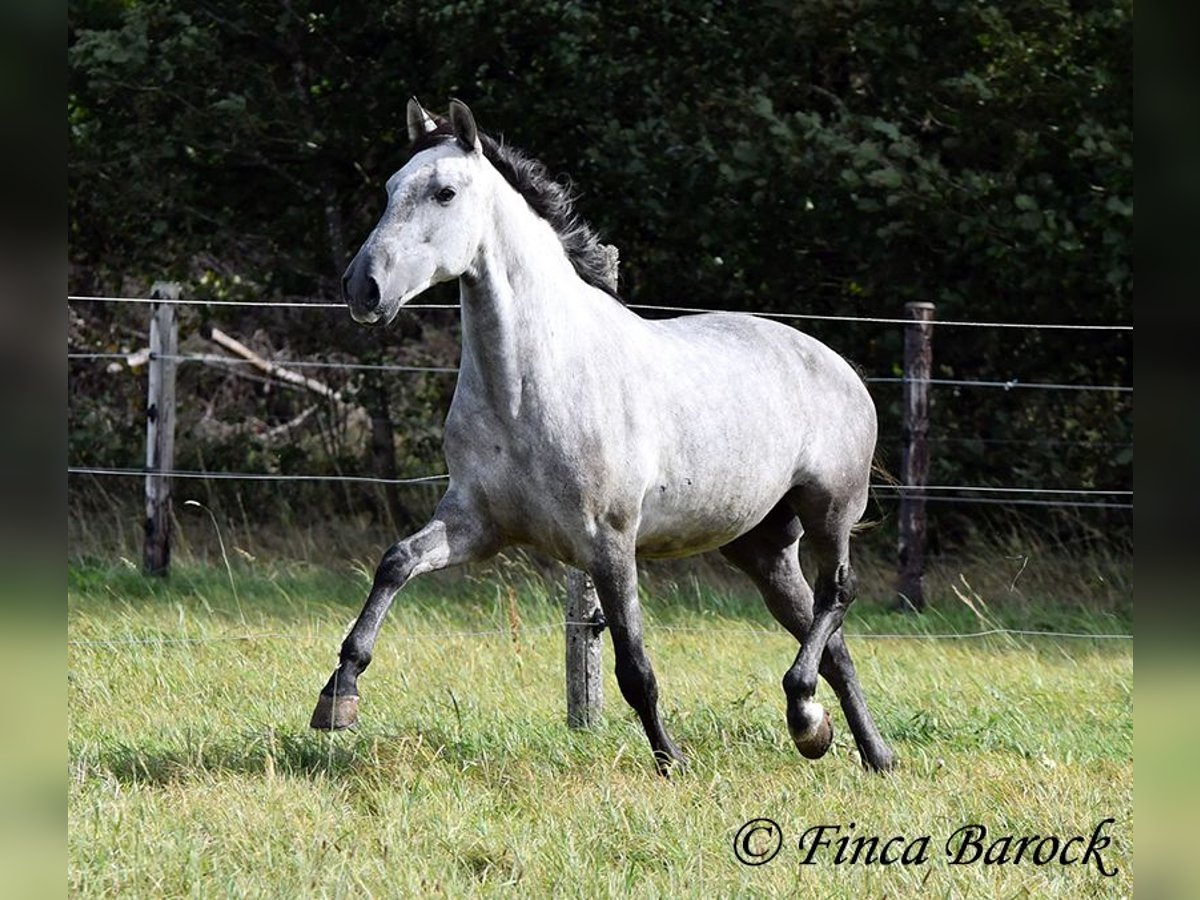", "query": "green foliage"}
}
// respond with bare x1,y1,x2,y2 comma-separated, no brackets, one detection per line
68,0,1132,543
